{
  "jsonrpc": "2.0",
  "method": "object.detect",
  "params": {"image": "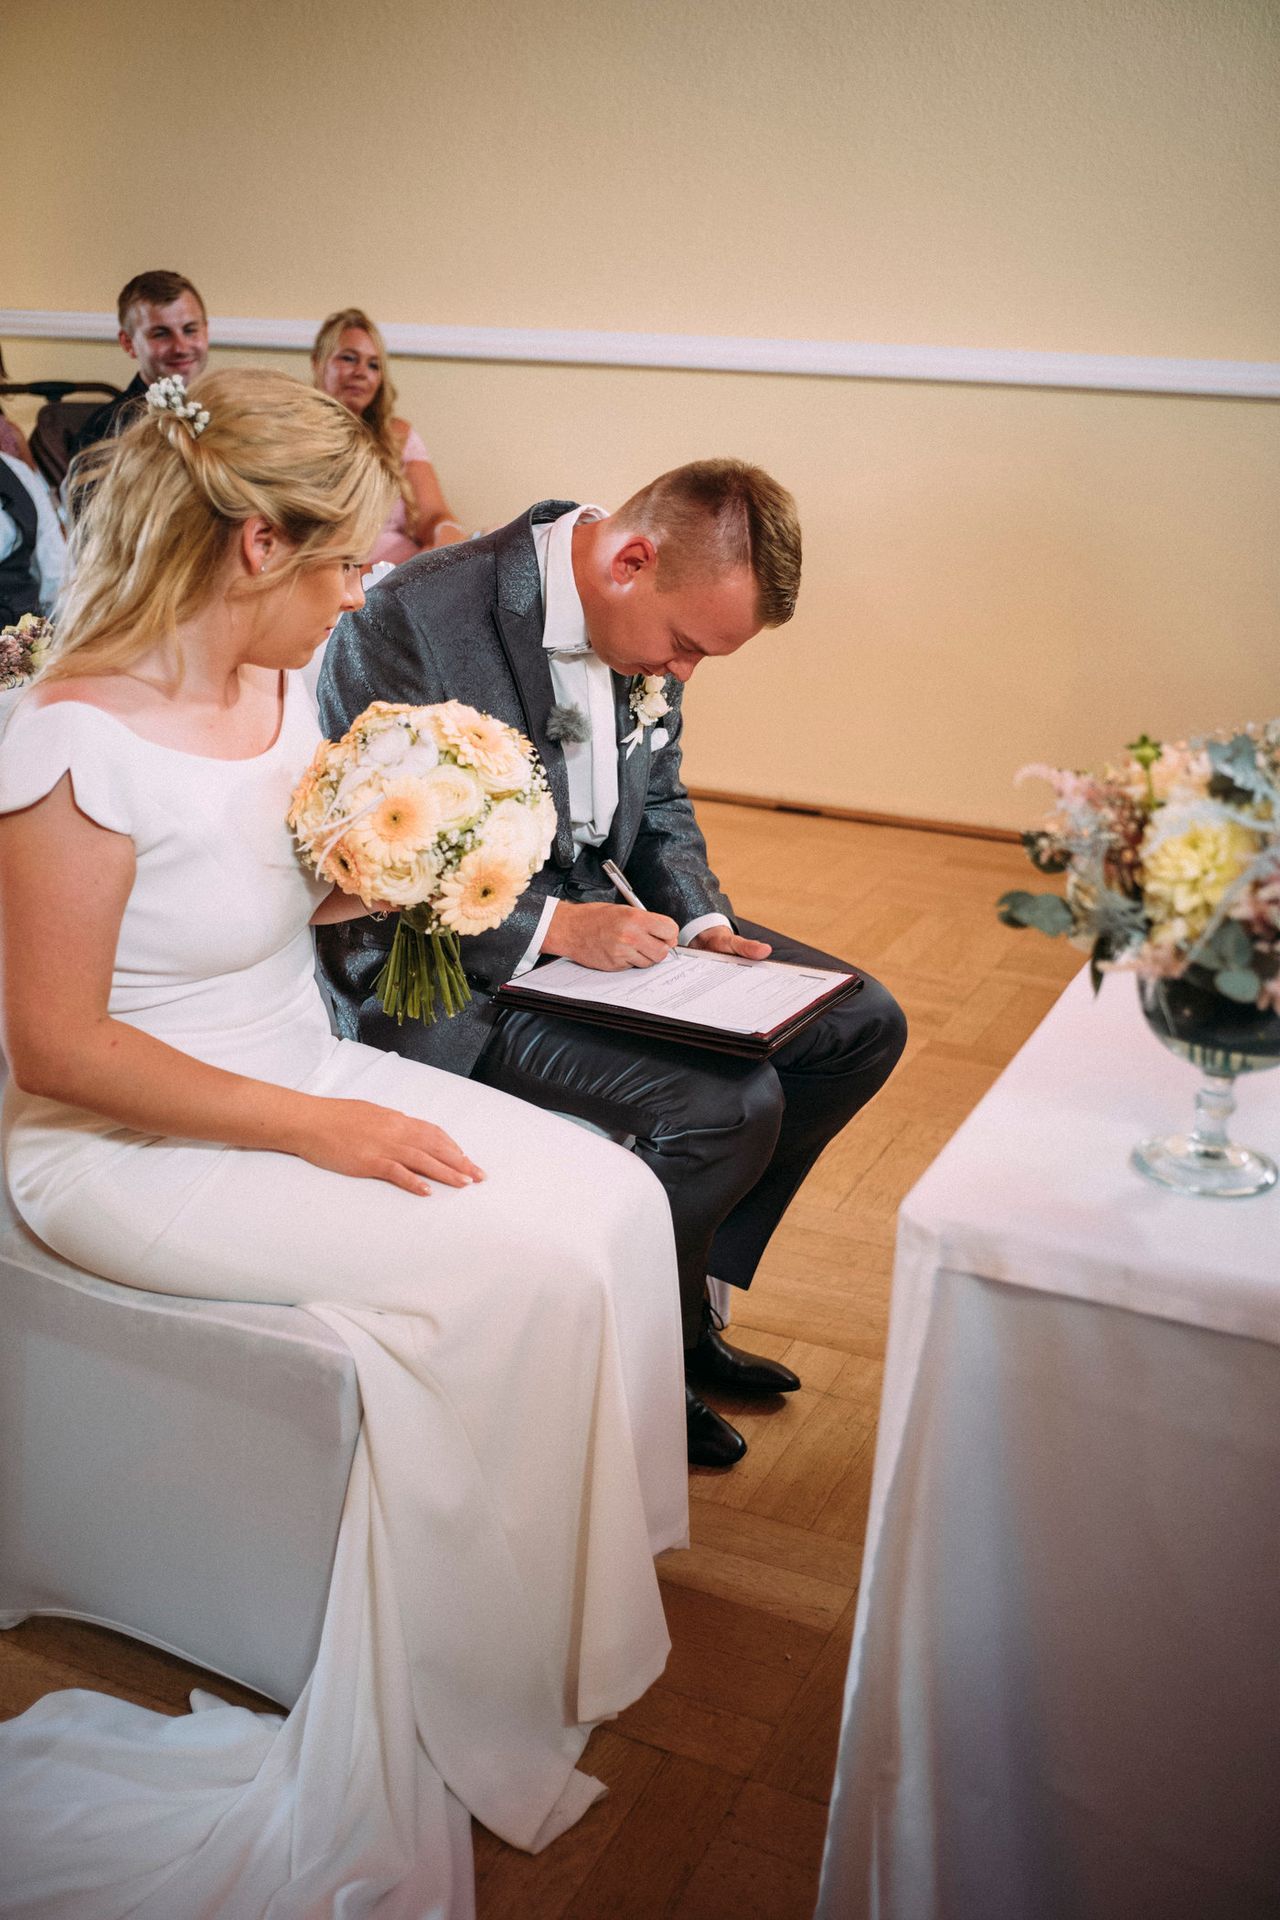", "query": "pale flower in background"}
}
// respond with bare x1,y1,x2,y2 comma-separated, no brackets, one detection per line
1141,818,1261,940
1001,722,1280,1011
0,613,53,690
1150,744,1212,804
